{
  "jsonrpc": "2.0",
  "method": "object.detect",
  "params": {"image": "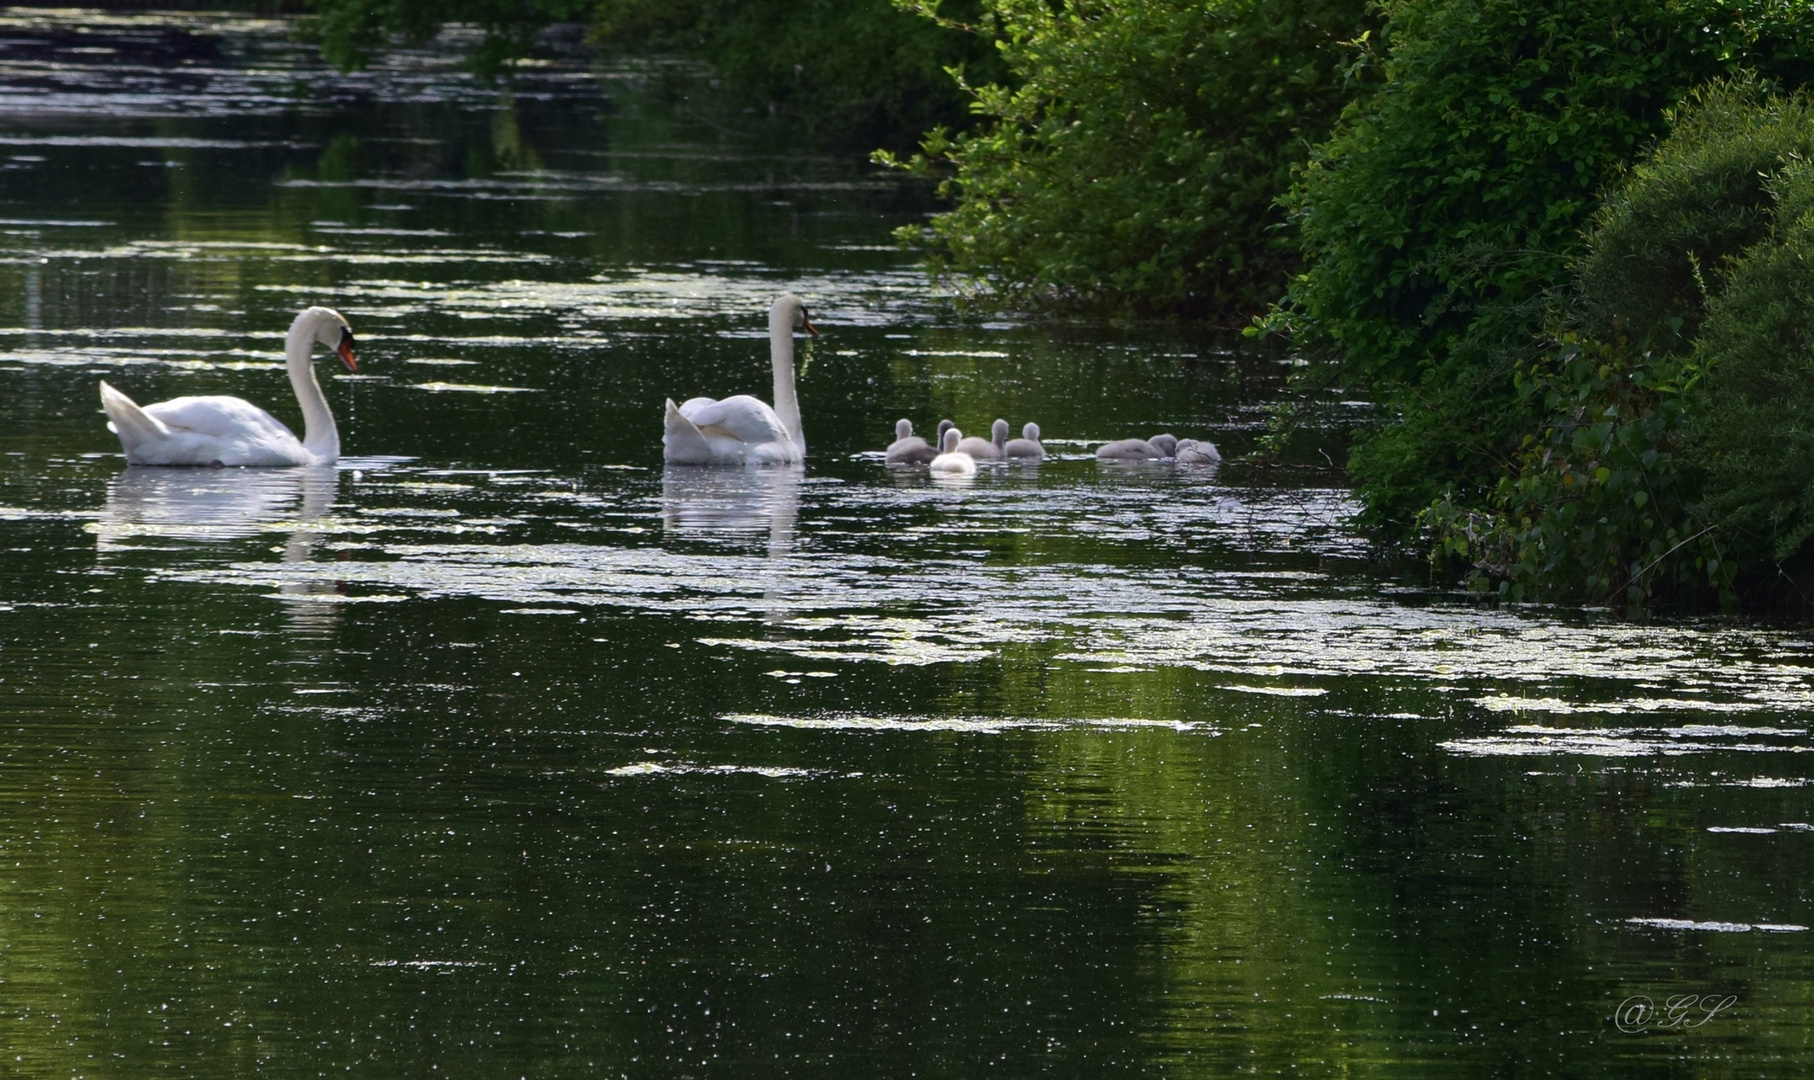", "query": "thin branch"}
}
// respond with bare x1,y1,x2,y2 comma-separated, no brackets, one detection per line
1624,522,1718,588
